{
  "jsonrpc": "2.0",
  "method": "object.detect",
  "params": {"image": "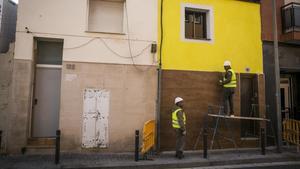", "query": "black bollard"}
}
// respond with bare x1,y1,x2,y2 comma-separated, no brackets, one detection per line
135,130,139,161
203,112,208,159
55,130,61,164
0,130,2,150
203,128,208,158
0,130,2,151
261,128,266,155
